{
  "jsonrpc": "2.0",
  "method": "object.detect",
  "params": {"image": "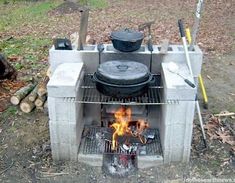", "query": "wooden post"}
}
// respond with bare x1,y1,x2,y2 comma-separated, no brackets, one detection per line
78,8,89,50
